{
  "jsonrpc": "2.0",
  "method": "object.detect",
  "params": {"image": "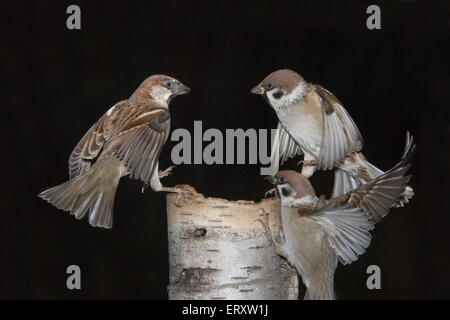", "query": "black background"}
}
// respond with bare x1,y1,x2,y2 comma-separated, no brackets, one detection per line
1,0,449,299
